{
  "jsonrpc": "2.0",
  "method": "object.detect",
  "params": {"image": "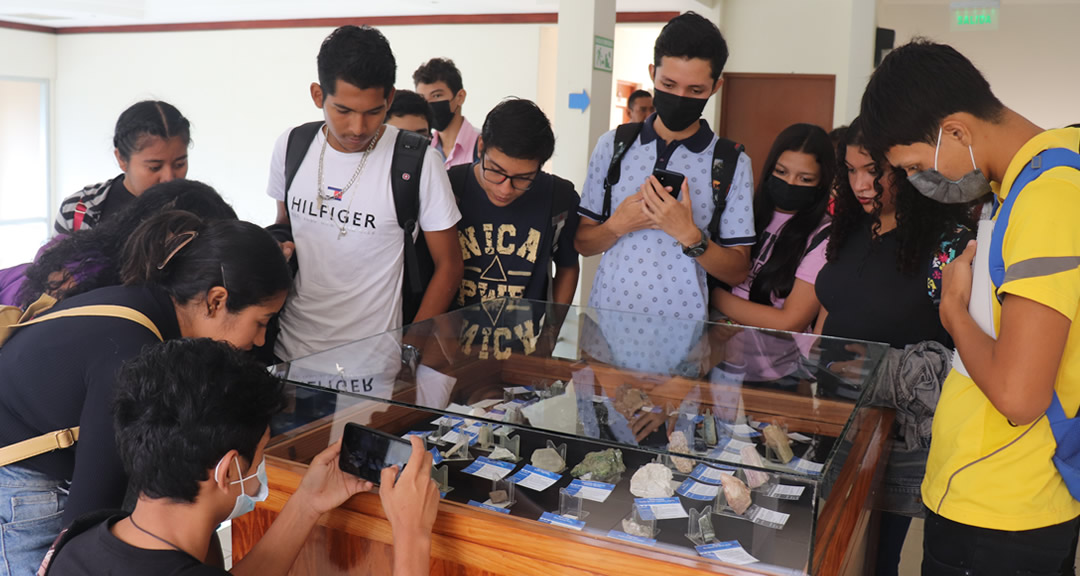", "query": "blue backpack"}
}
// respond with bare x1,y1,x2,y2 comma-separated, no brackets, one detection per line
991,147,1080,499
